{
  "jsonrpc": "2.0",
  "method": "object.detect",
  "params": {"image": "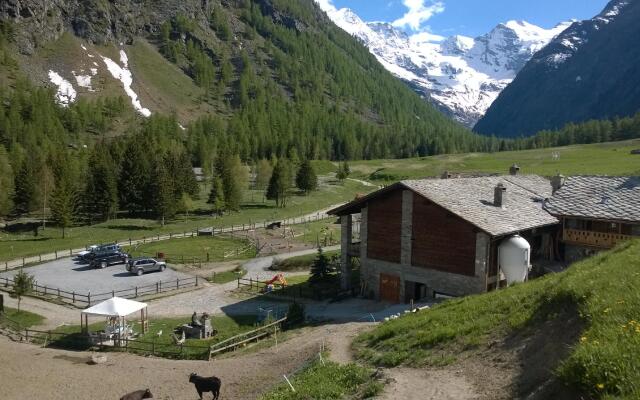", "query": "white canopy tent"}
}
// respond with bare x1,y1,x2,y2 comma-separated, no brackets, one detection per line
81,297,149,338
